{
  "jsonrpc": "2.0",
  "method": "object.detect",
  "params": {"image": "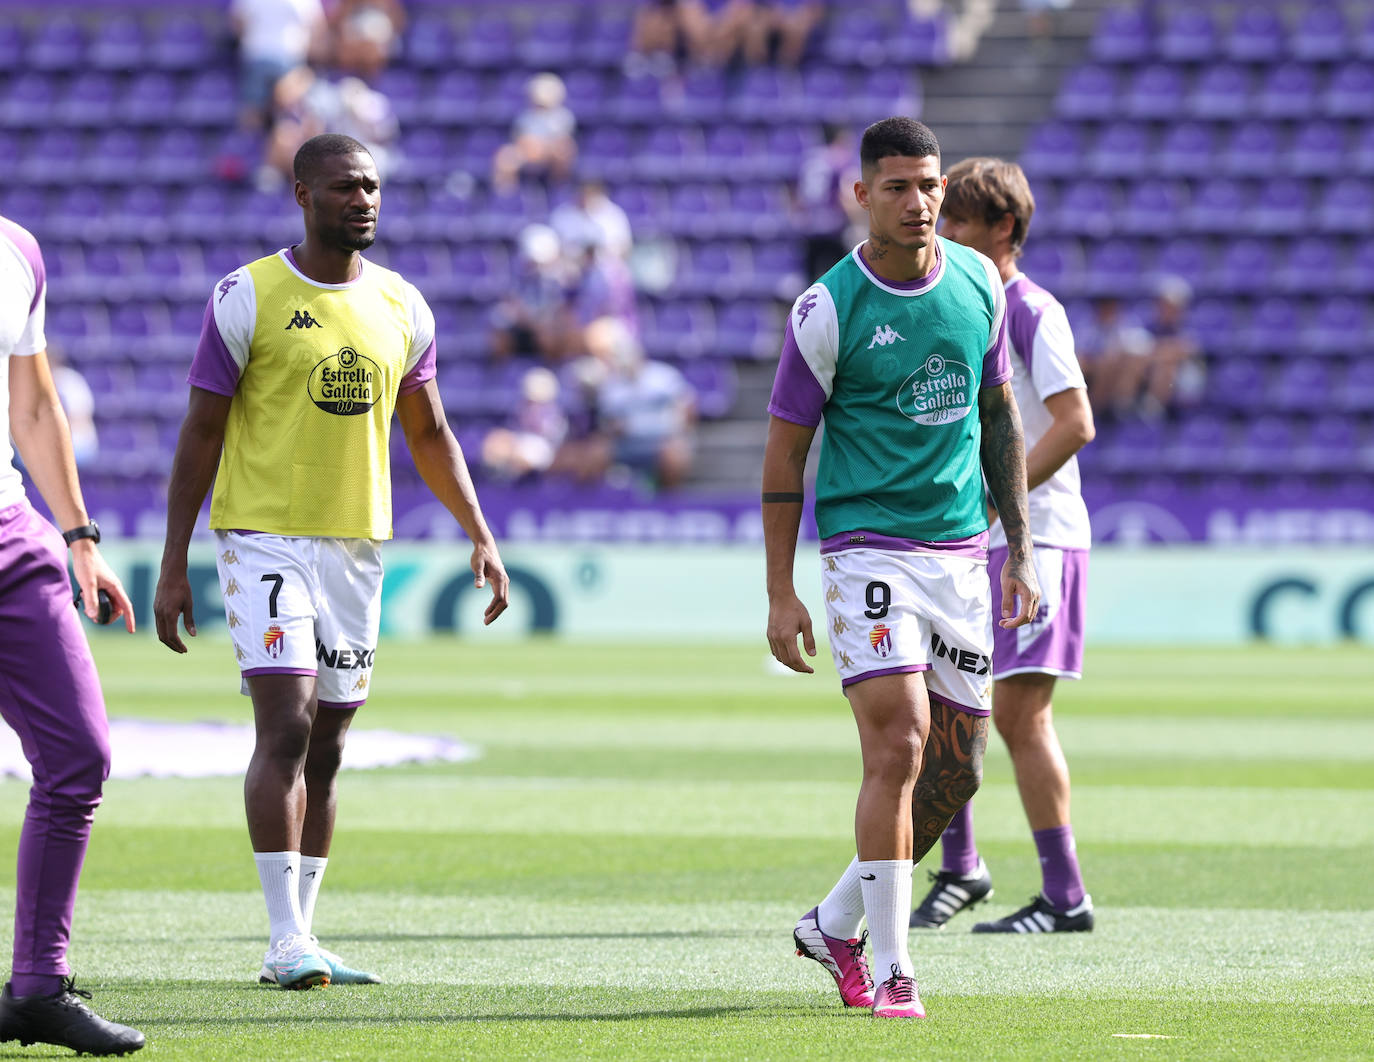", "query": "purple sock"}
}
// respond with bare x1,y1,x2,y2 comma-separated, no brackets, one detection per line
940,803,980,876
9,973,64,998
1033,824,1085,911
